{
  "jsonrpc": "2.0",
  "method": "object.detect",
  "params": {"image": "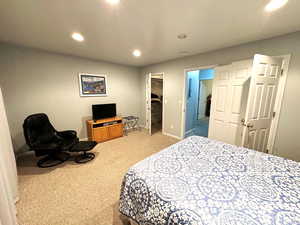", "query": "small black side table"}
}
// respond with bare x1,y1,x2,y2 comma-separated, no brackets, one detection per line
70,141,97,163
